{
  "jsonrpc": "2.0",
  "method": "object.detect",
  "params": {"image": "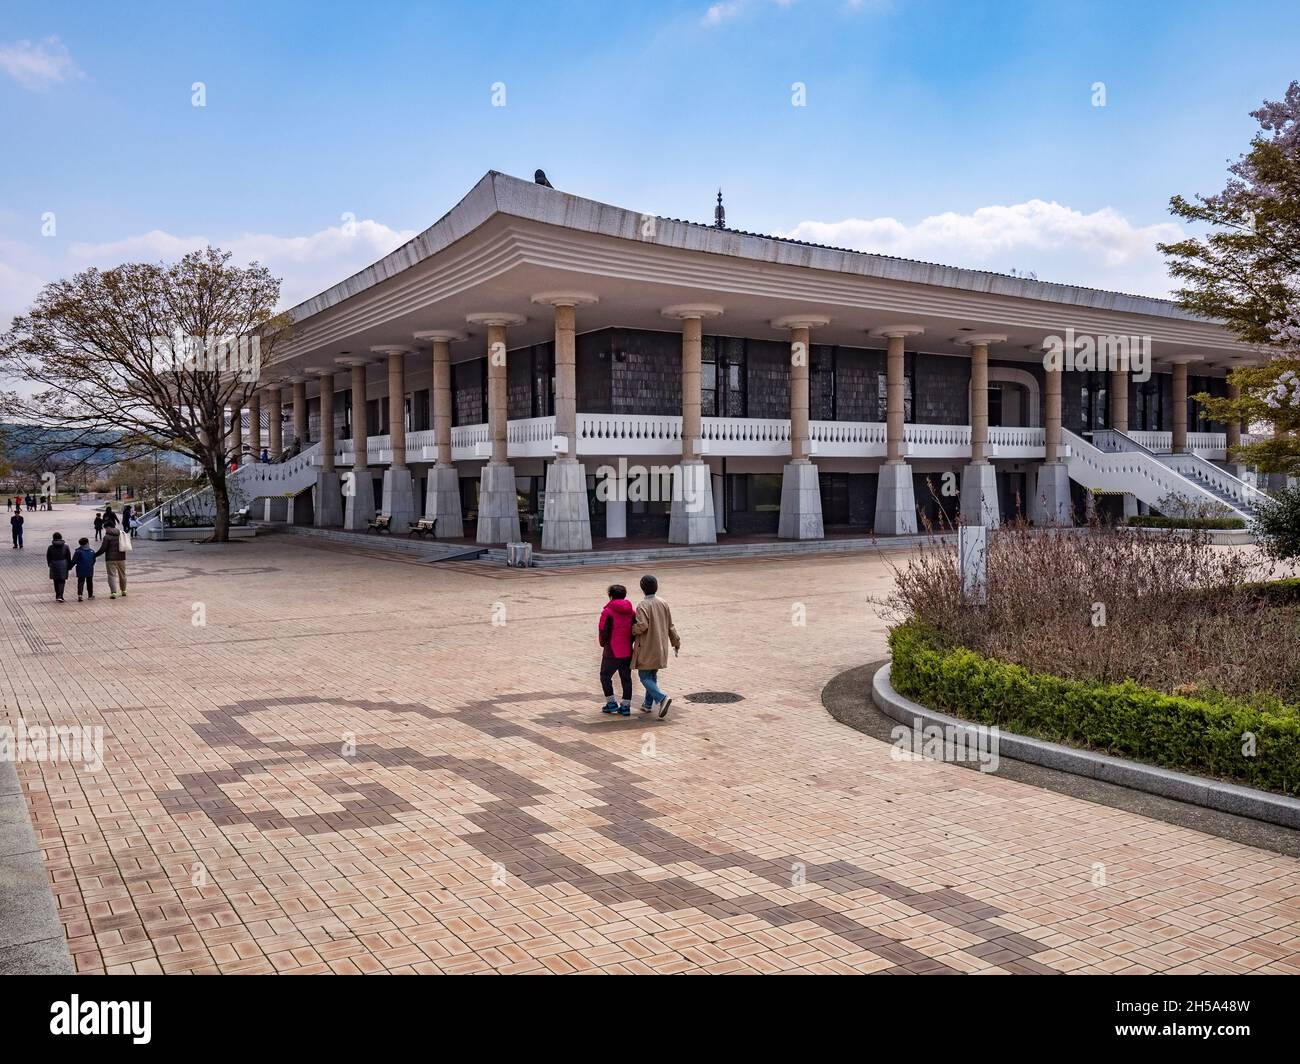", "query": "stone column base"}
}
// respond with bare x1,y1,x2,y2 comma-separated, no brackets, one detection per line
669,461,716,545
1029,462,1072,526
343,467,376,530
541,460,592,552
424,465,463,538
477,462,521,545
314,470,343,527
959,462,1000,528
264,497,288,522
381,466,417,534
874,461,917,536
778,461,824,540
